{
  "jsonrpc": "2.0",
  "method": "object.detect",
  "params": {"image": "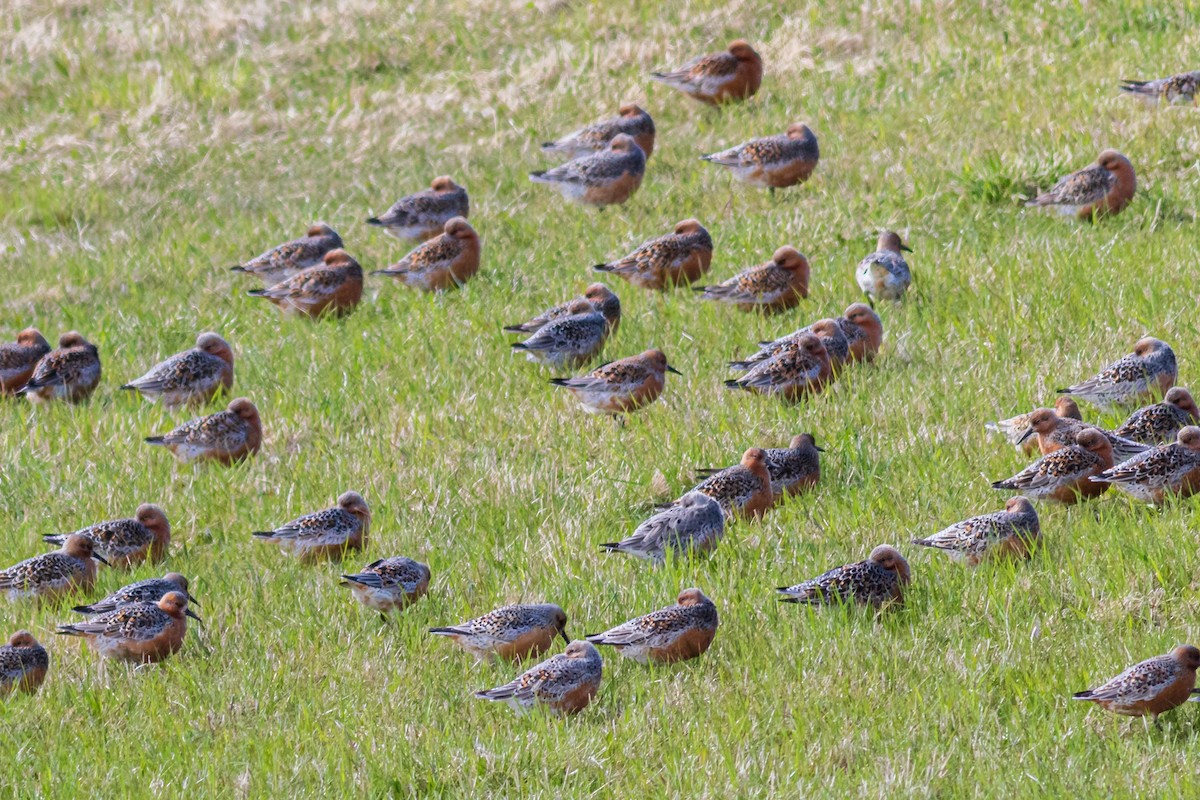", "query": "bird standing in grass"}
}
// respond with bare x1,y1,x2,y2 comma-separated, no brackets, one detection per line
120,332,234,410
503,283,621,335
1090,426,1200,505
601,491,725,562
1058,337,1176,410
73,573,195,616
701,124,819,191
550,349,680,417
992,428,1113,504
593,219,713,290
912,497,1040,565
430,604,569,662
529,134,646,209
341,557,430,620
986,397,1082,455
229,223,343,286
1114,387,1200,444
253,491,370,564
777,545,910,608
474,640,603,716
1026,149,1136,221
586,588,718,664
0,632,48,697
366,176,468,243
541,103,656,160
1119,71,1200,105
42,504,171,568
56,591,198,664
0,535,105,603
697,246,810,313
145,397,262,465
247,249,363,318
1073,645,1200,720
0,328,50,394
510,300,612,369
855,231,912,303
651,40,763,105
371,217,481,292
16,331,101,404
